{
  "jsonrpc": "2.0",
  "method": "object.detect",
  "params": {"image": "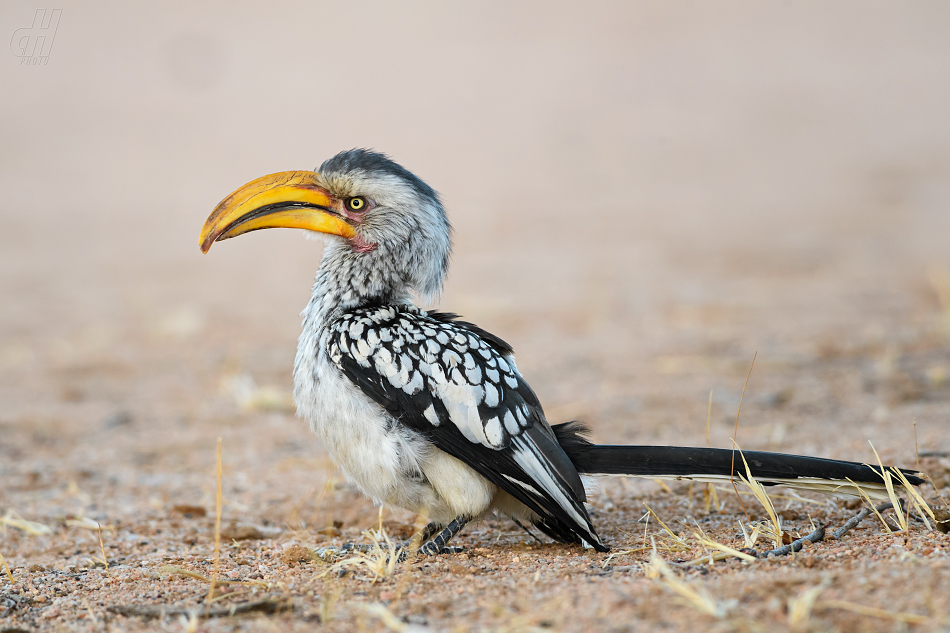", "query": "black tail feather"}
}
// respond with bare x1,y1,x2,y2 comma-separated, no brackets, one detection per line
552,421,924,487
